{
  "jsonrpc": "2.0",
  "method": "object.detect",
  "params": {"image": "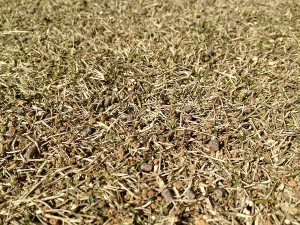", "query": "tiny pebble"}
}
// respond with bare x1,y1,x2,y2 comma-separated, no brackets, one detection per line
209,138,220,151
184,188,196,200
117,147,125,159
287,178,297,188
195,219,208,225
173,181,183,190
147,190,155,198
103,96,111,107
126,114,134,122
213,188,227,199
184,105,193,114
264,219,273,225
161,188,174,203
99,114,108,122
140,163,153,172
80,126,93,137
204,121,214,129
141,189,148,197
24,146,39,159
0,145,6,157
207,48,215,57
185,115,193,122
89,118,97,124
